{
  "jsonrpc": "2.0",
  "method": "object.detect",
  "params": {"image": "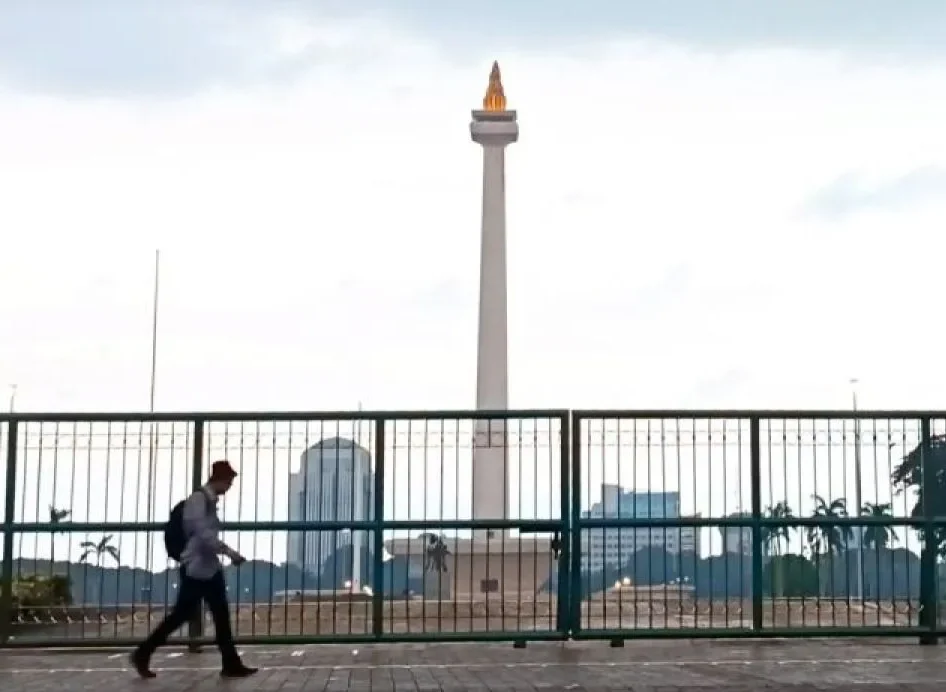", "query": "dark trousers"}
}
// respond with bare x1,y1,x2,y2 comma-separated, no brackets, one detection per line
138,569,240,667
